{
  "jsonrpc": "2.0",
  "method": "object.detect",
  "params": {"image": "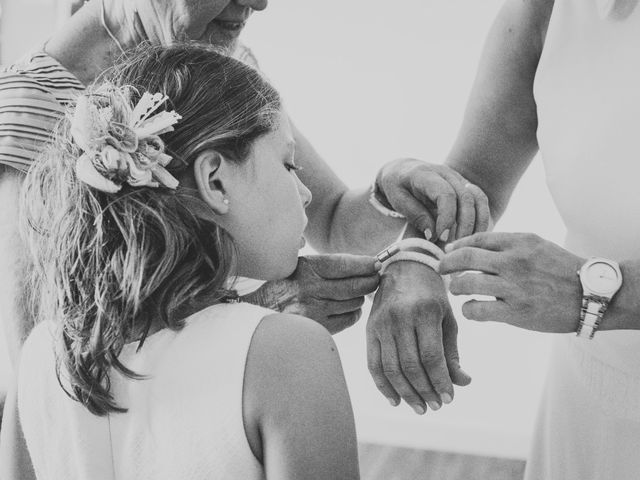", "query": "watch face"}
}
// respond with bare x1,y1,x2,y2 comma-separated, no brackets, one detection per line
584,261,621,295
